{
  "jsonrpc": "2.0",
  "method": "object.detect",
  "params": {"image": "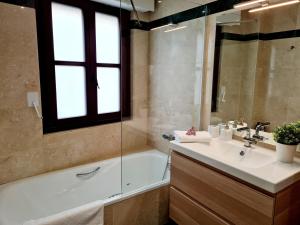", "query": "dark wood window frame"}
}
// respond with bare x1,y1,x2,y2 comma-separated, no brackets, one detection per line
35,0,131,133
